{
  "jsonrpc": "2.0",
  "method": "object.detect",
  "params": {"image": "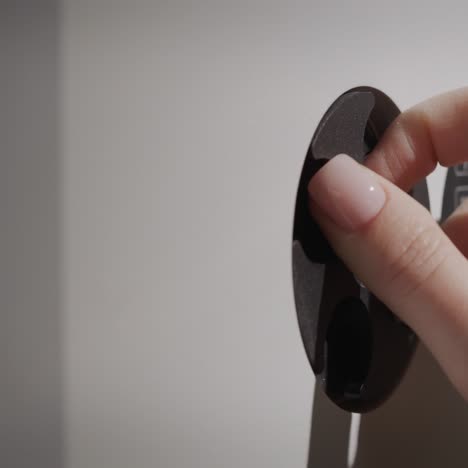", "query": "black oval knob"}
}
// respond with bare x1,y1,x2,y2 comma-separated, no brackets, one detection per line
292,87,430,413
